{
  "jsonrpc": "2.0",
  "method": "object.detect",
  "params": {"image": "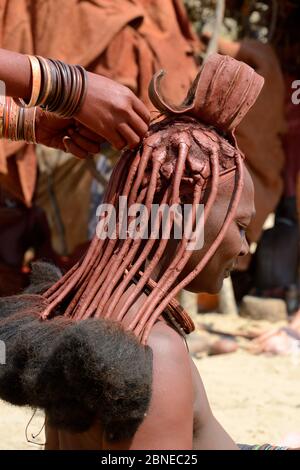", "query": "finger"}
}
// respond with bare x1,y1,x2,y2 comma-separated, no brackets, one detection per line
63,136,89,160
128,112,149,139
73,125,106,143
132,98,151,124
68,130,101,154
117,122,141,149
79,124,126,151
108,130,127,151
